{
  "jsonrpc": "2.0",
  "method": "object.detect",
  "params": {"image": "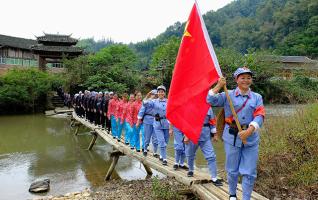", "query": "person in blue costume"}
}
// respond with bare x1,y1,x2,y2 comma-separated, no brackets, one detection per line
169,125,188,170
206,67,265,200
143,85,169,165
137,89,159,157
184,107,223,187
